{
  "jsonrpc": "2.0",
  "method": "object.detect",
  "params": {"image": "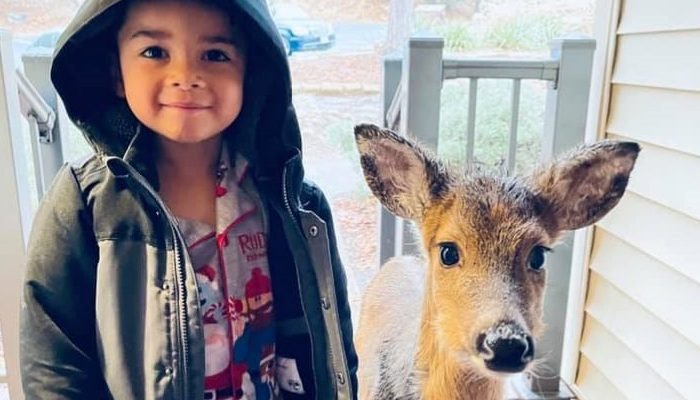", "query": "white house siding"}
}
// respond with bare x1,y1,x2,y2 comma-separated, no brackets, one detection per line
575,0,700,399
